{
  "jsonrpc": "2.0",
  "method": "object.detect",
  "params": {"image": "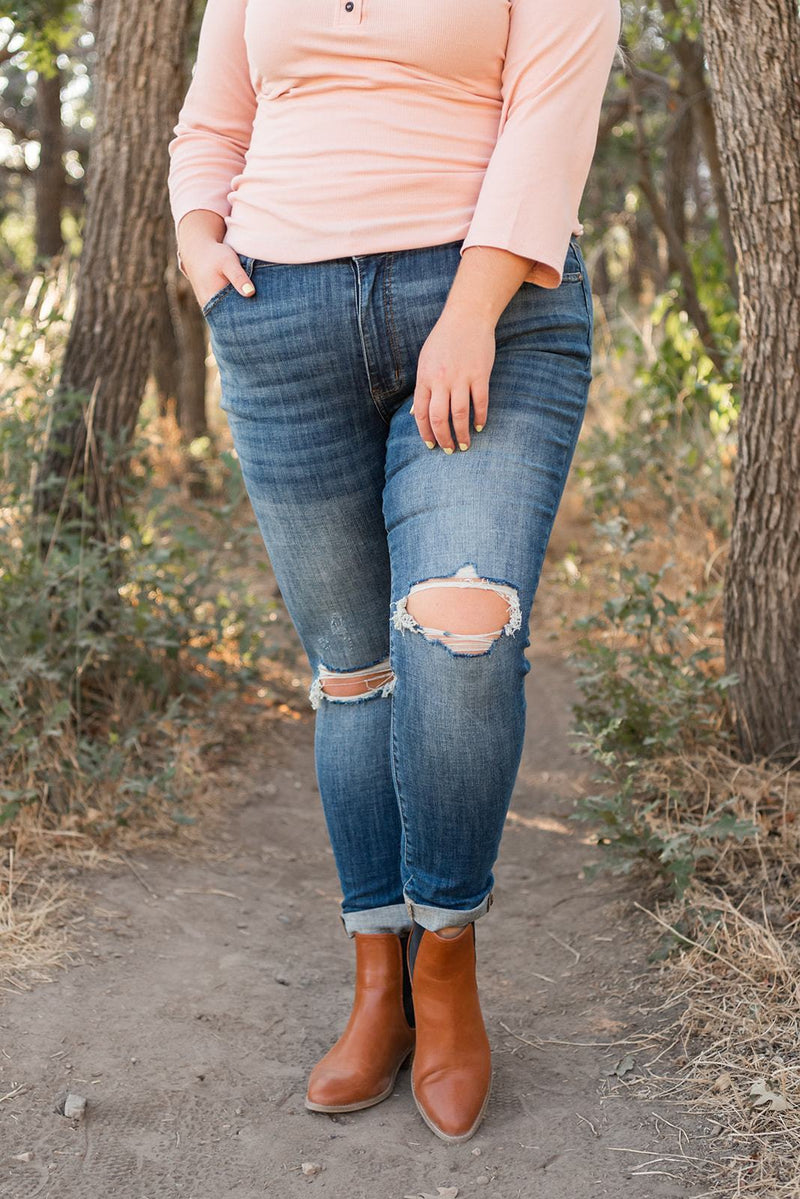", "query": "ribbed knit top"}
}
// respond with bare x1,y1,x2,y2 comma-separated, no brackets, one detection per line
167,0,620,288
